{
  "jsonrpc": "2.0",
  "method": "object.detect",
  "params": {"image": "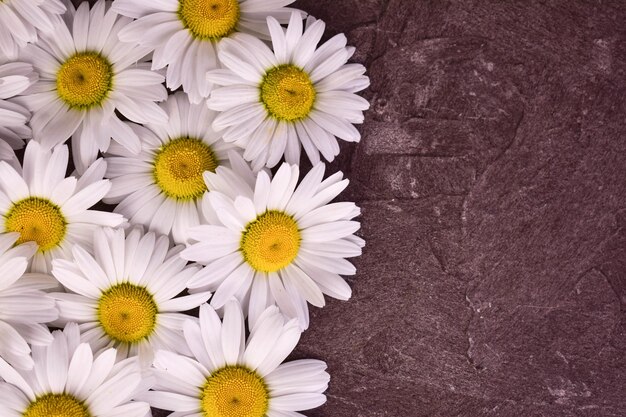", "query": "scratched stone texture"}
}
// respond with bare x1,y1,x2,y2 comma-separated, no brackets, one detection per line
74,0,626,416
290,1,626,416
